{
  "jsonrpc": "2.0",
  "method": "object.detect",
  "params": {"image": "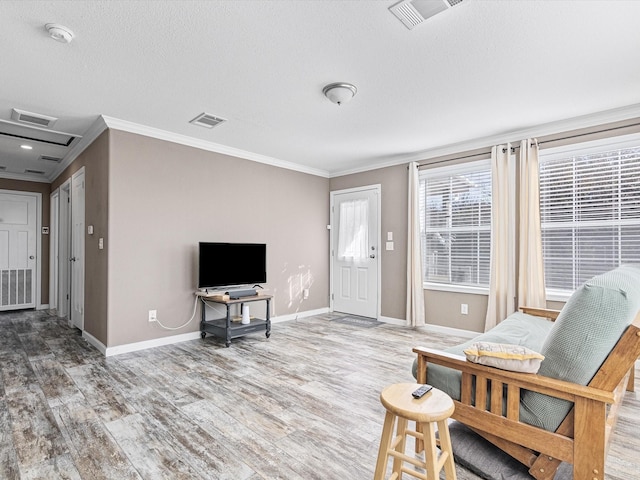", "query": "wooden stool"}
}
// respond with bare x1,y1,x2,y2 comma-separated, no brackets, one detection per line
374,383,456,480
